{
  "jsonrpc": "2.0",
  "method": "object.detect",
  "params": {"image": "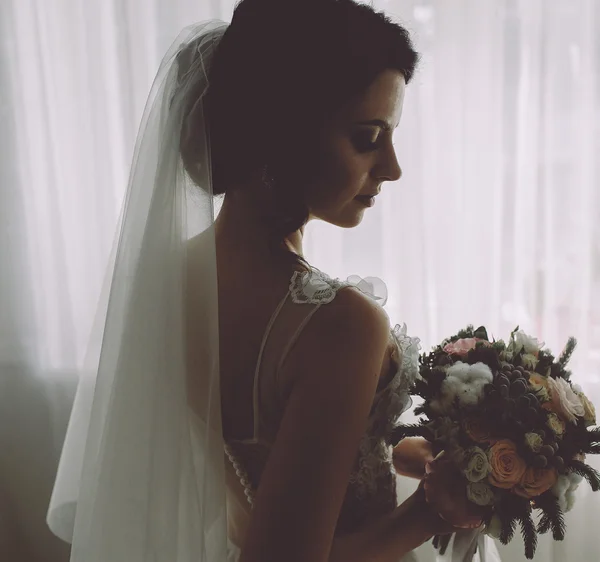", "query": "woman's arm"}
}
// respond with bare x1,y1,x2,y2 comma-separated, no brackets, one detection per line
329,486,446,562
238,289,393,562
